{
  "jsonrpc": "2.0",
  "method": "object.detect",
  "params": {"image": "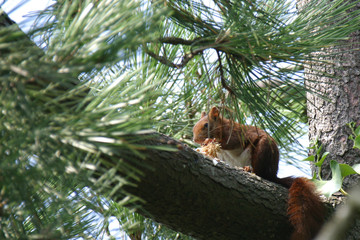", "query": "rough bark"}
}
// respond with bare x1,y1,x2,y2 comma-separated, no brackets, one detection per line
119,133,360,240
122,134,293,240
301,0,360,188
